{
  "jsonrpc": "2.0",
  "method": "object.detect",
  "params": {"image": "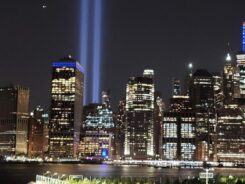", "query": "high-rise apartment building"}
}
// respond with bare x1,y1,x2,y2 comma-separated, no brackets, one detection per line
124,69,155,159
49,56,84,158
0,85,29,155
